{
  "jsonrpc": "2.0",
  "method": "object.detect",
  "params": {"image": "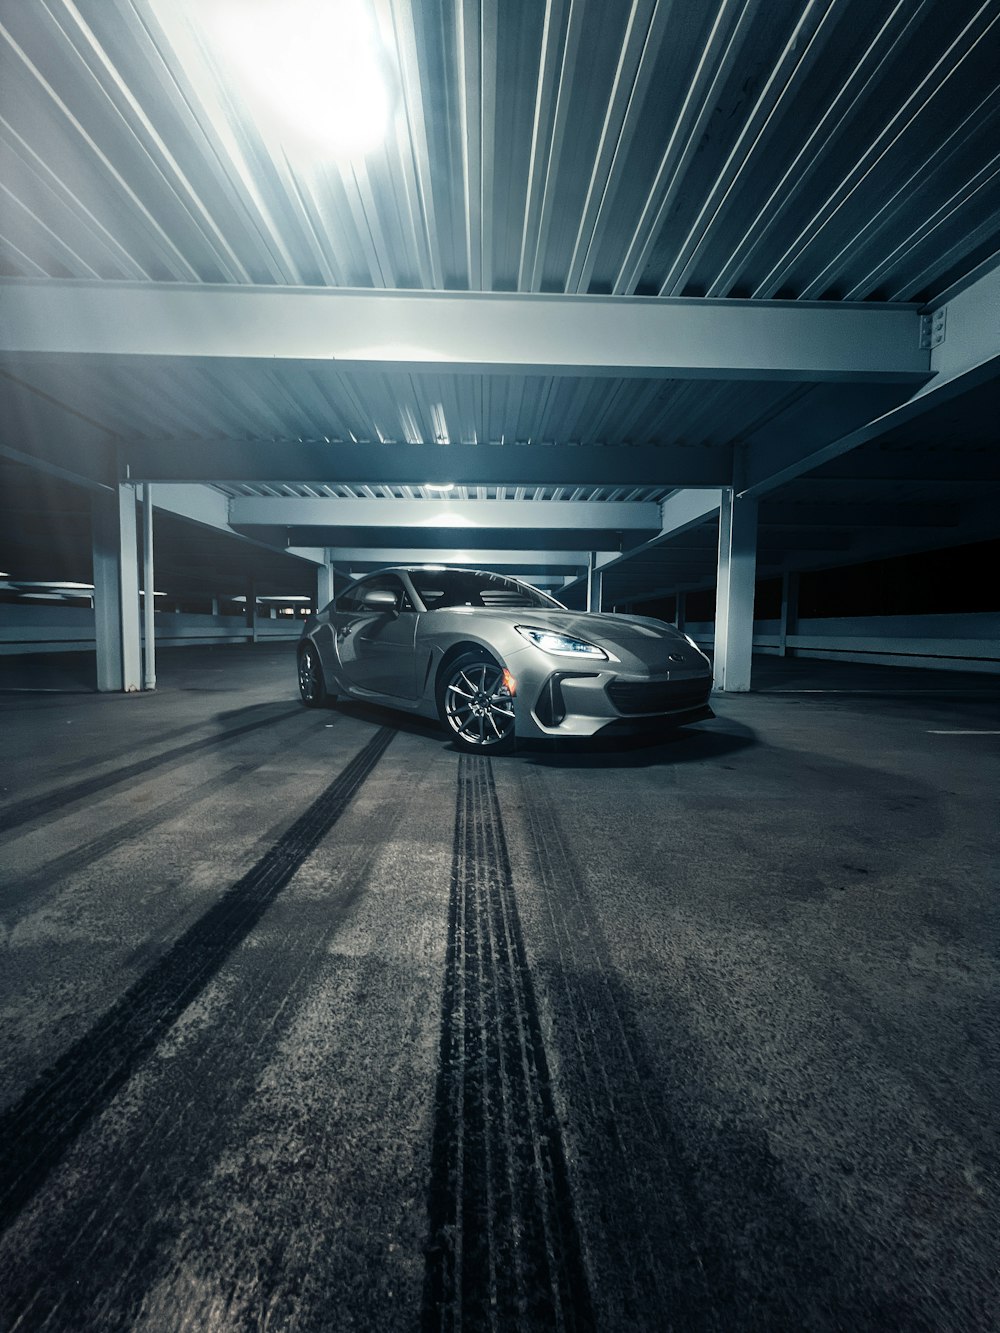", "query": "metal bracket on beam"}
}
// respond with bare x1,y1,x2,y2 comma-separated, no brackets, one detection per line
919,308,946,350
